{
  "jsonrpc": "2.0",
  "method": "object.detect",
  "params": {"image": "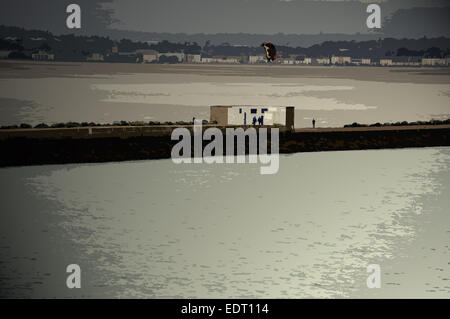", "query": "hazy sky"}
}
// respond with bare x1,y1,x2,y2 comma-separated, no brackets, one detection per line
0,0,449,36
105,0,449,34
